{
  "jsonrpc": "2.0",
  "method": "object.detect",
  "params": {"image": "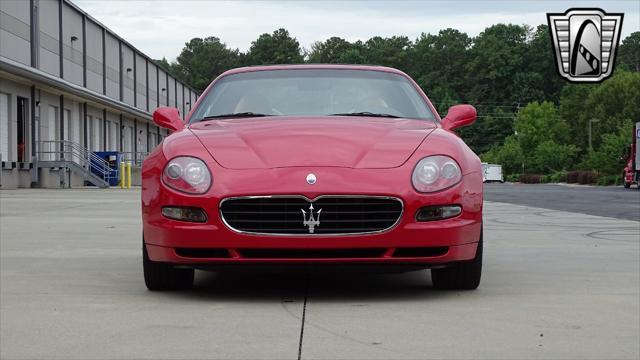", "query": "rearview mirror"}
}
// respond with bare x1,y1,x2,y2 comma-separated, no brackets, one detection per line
442,104,477,131
153,107,184,132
